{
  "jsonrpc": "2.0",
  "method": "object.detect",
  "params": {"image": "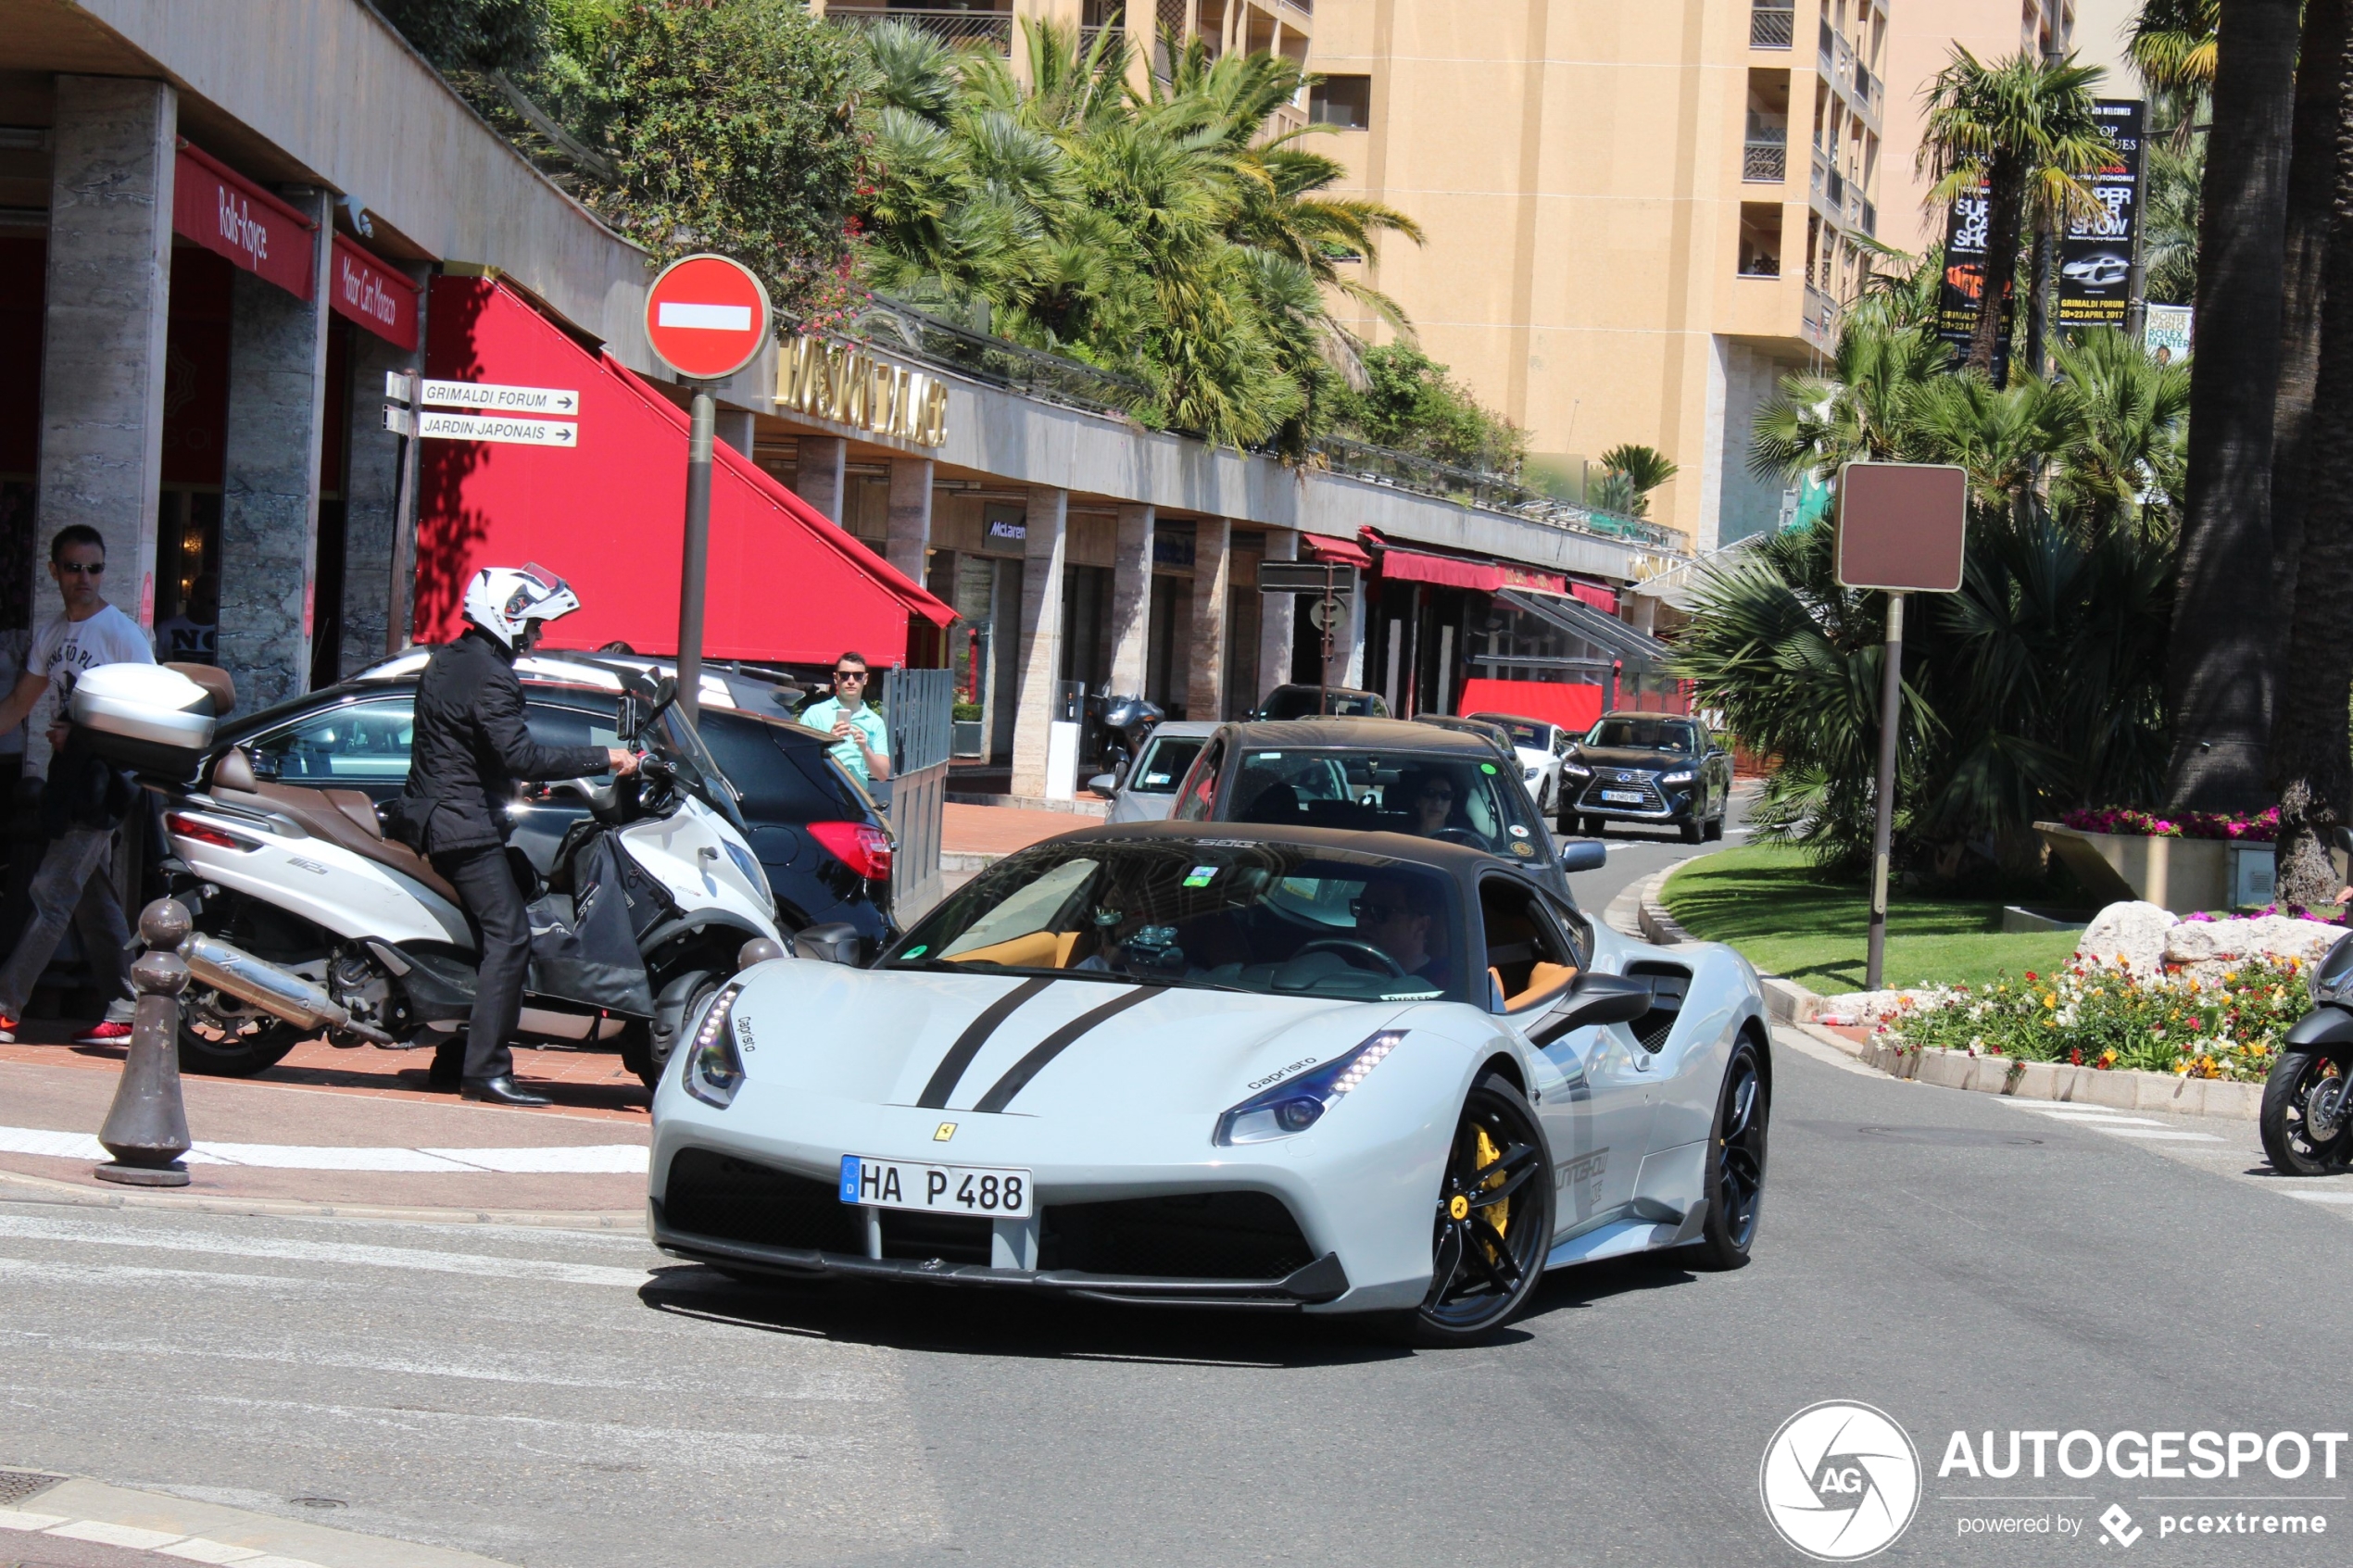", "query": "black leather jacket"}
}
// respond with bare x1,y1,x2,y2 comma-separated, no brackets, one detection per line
396,629,610,855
